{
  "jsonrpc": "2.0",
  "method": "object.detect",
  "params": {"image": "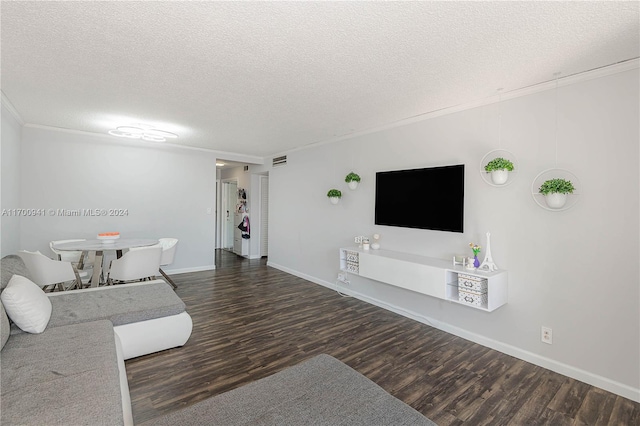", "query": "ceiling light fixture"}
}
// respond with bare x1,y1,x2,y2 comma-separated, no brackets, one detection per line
216,162,226,167
108,124,178,142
